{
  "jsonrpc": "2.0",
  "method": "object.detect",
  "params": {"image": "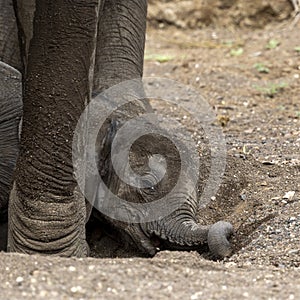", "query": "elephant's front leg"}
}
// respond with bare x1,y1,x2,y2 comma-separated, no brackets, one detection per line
8,0,101,256
93,0,147,90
